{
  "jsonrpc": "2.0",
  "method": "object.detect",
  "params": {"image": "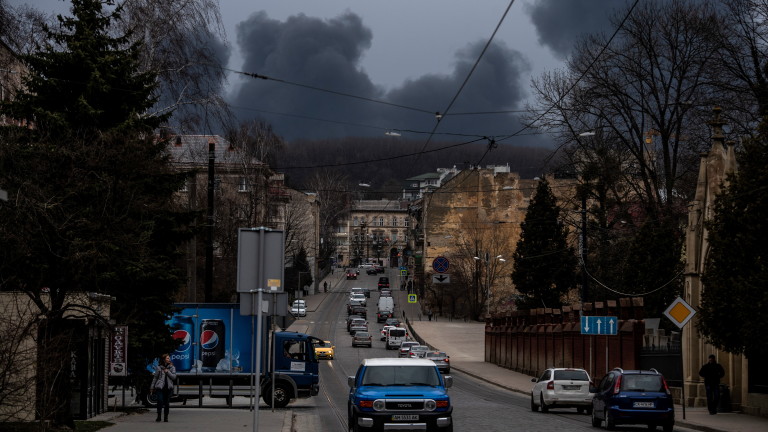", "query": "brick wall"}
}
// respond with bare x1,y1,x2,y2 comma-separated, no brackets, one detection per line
485,298,646,379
